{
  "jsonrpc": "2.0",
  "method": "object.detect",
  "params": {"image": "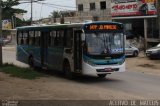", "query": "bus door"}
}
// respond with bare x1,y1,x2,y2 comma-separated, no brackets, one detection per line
41,31,49,67
73,30,82,73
